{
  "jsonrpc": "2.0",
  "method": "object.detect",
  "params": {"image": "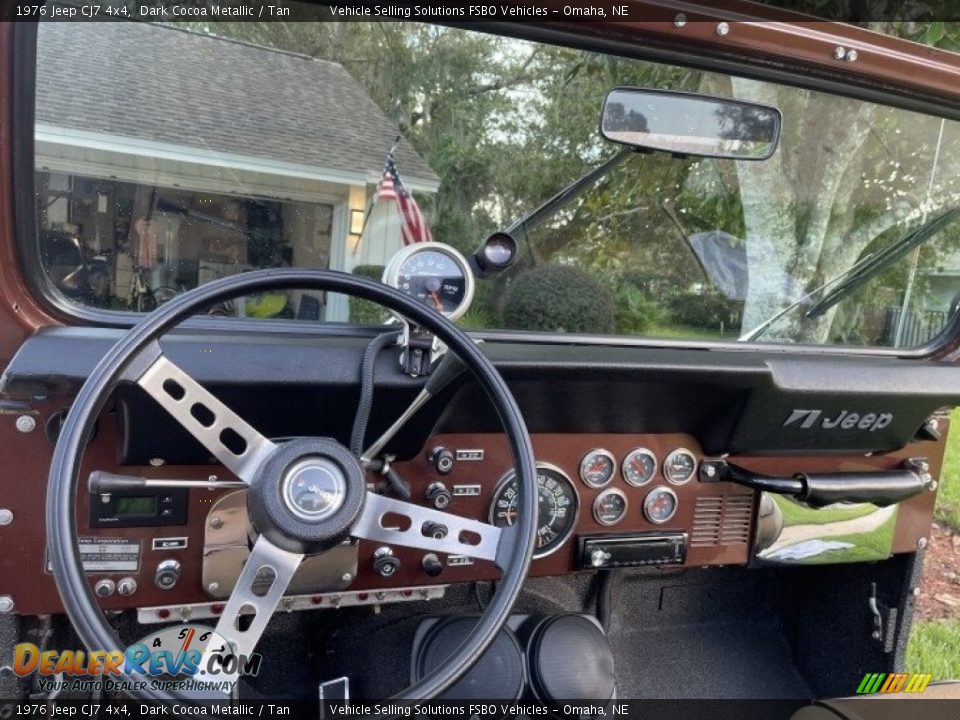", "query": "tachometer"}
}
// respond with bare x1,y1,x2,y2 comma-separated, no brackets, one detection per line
382,242,475,321
489,464,579,559
579,449,615,488
622,448,657,487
